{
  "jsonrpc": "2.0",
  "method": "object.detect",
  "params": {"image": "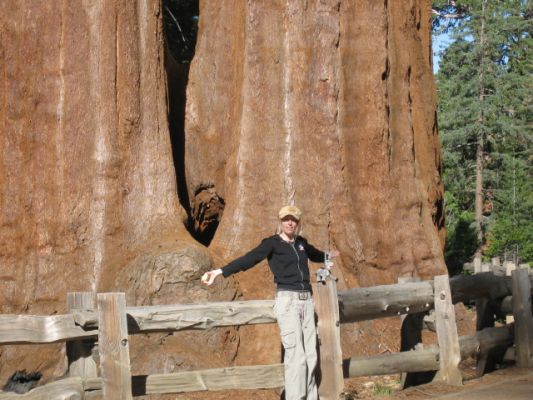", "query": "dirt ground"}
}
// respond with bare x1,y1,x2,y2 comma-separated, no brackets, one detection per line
342,362,533,399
